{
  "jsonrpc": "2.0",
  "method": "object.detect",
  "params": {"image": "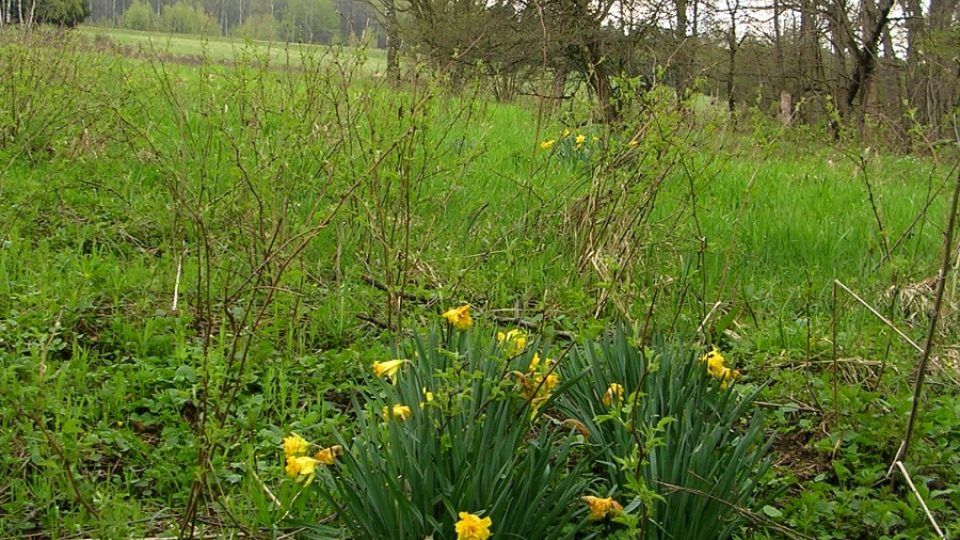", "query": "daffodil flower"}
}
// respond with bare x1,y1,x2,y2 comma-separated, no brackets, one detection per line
442,304,473,330
372,359,408,381
581,495,623,520
285,455,320,484
283,433,310,459
382,404,412,421
455,511,492,540
314,445,343,465
496,328,526,356
602,383,625,407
